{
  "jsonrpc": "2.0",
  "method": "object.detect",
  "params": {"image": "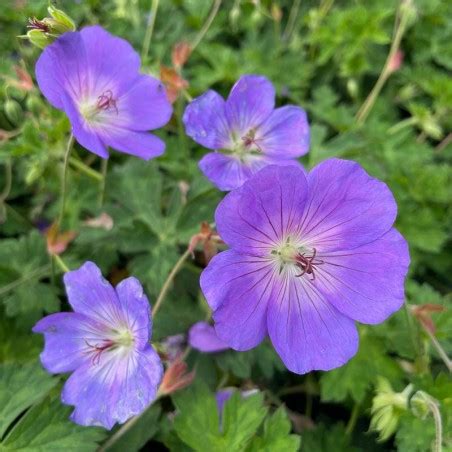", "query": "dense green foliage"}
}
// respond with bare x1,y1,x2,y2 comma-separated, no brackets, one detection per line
0,0,451,450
